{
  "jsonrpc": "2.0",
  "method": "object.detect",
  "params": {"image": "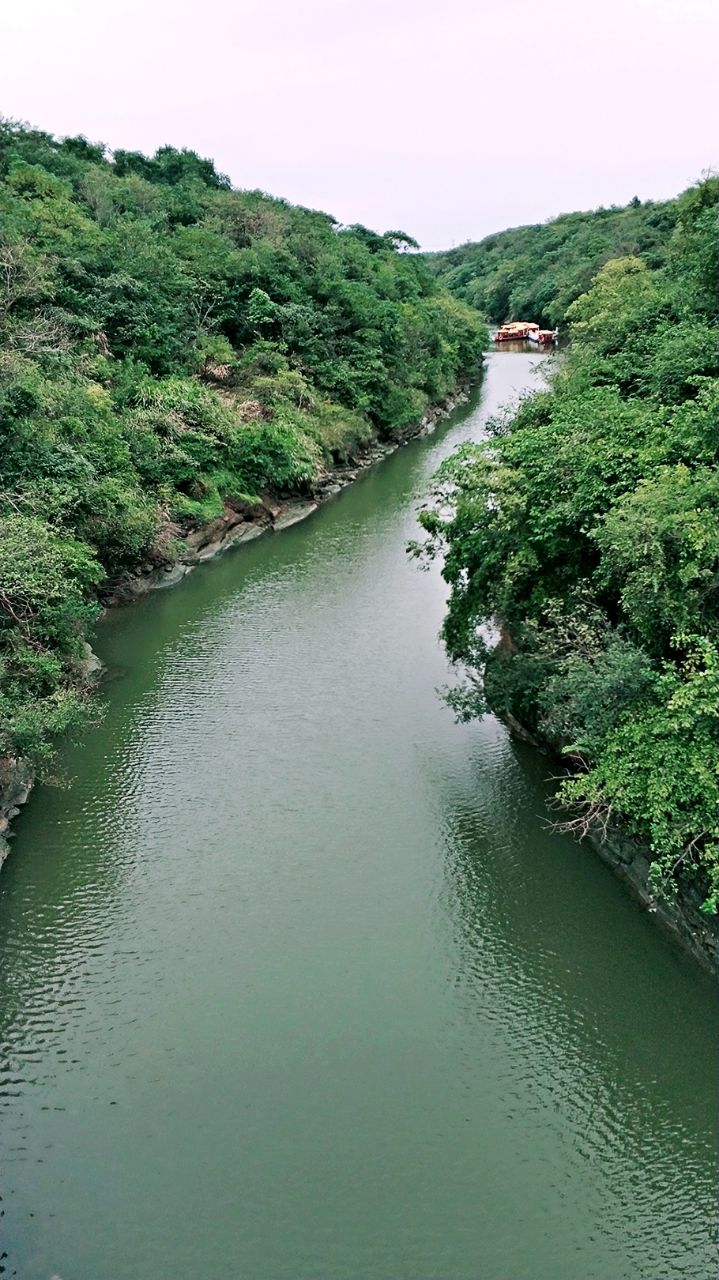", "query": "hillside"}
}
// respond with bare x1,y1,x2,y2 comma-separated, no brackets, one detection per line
0,120,486,773
427,195,680,326
418,175,719,913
